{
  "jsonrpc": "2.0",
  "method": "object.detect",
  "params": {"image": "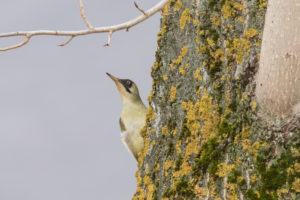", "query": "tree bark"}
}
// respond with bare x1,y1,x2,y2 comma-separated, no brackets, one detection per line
133,0,300,199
